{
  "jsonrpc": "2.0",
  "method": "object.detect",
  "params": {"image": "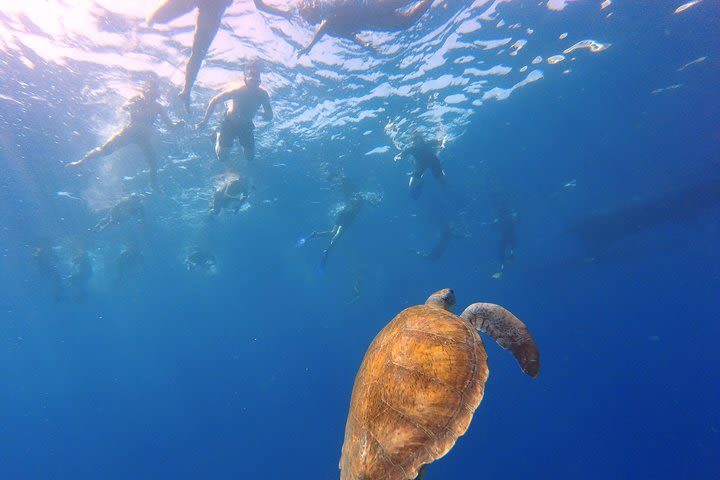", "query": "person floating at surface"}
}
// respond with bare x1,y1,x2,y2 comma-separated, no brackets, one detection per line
210,172,249,215
254,0,434,56
67,81,183,192
195,64,273,169
93,194,145,233
396,132,446,199
146,0,233,109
